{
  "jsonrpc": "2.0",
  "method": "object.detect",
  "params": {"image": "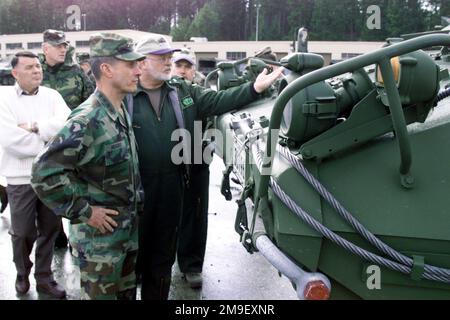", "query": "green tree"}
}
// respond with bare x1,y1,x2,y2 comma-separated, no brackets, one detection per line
175,0,208,20
287,0,315,40
151,17,172,35
255,0,292,40
386,0,425,37
213,0,248,40
187,2,220,40
170,16,193,41
423,0,450,29
311,0,362,40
